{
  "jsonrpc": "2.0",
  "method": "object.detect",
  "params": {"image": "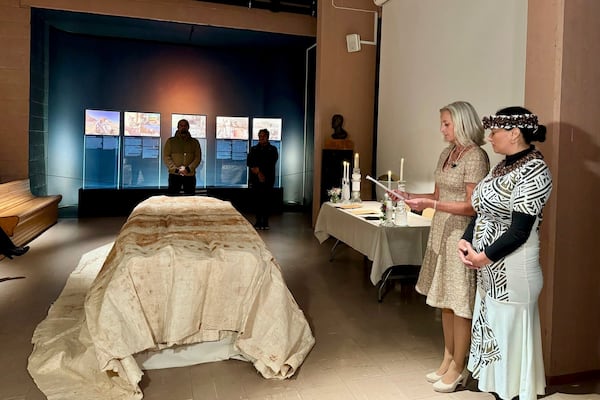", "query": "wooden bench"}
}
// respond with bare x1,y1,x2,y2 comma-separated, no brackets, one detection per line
0,180,62,247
